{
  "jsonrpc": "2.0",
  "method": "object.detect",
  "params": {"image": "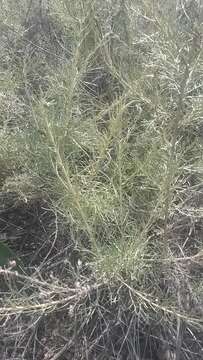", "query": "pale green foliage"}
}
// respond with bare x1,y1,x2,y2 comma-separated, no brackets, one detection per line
0,1,202,358
1,0,202,258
